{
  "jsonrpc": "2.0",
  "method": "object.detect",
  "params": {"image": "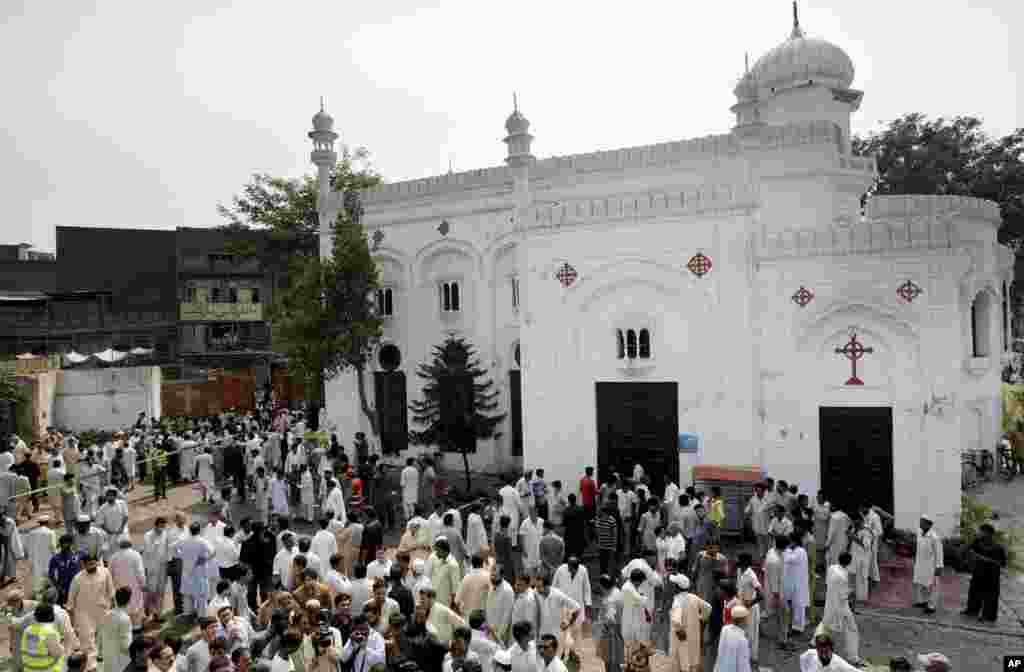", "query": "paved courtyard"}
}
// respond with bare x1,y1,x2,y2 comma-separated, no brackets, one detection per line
2,476,1024,671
